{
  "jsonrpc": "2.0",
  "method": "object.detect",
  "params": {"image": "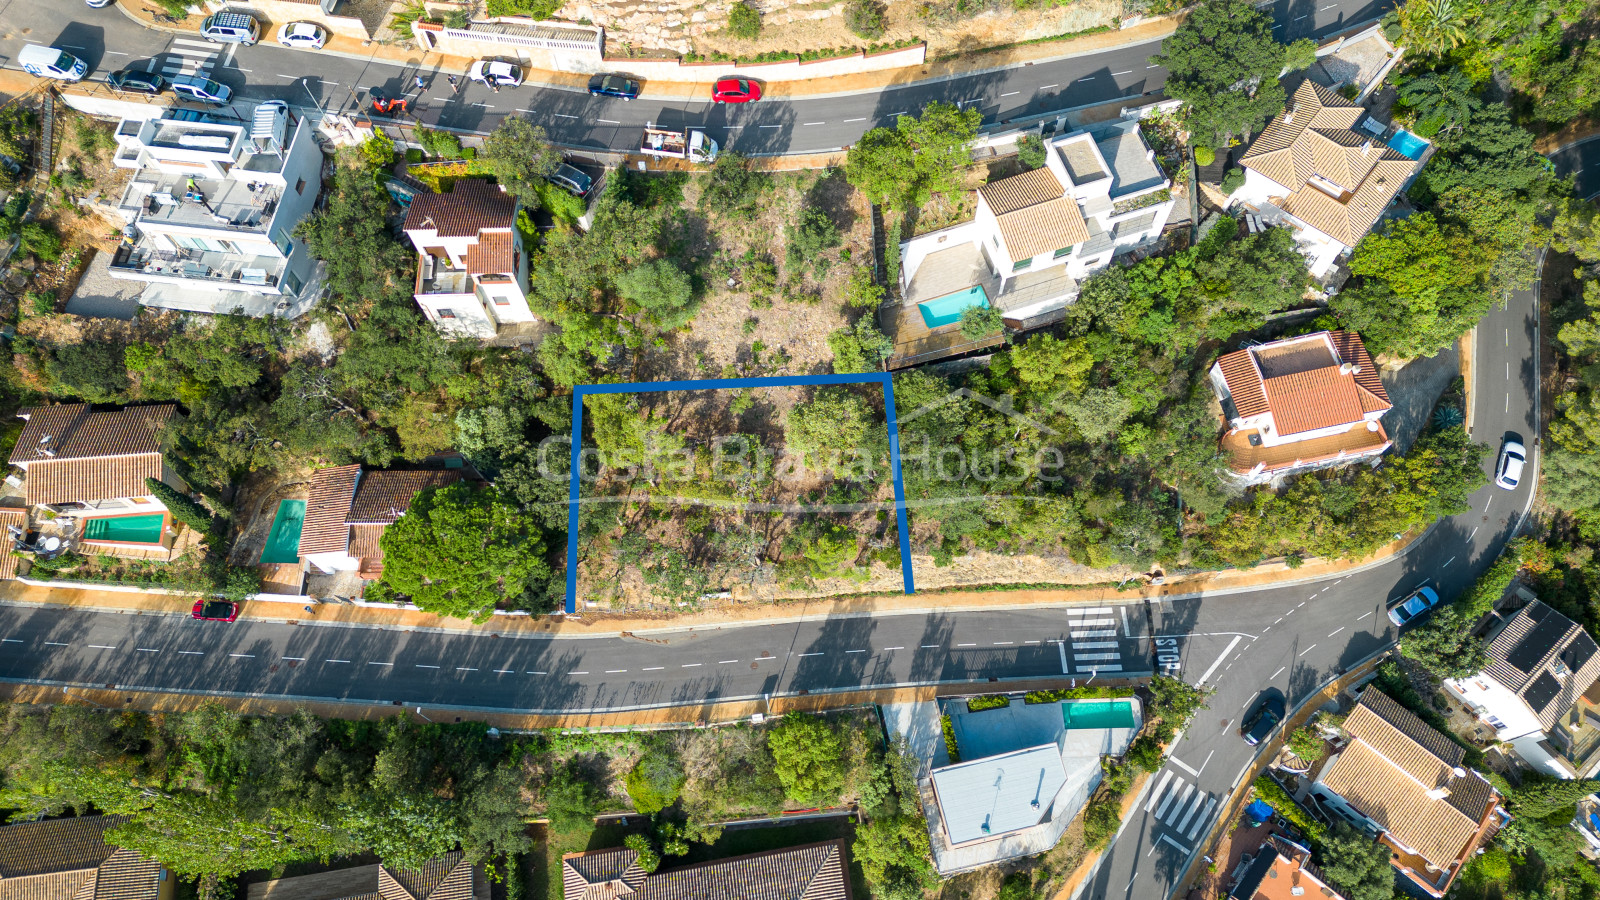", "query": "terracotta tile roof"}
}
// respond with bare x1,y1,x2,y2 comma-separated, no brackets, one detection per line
979,168,1065,215
996,197,1091,261
462,231,515,276
1318,690,1496,871
348,470,462,525
1,872,98,900
245,856,481,900
90,850,159,900
380,854,462,900
299,465,360,556
0,508,27,580
1222,421,1391,474
1214,331,1390,436
347,524,386,566
246,866,382,900
10,405,175,467
1239,82,1421,248
404,180,517,238
1482,600,1600,730
562,841,851,900
23,455,166,507
0,816,160,900
1231,836,1343,900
